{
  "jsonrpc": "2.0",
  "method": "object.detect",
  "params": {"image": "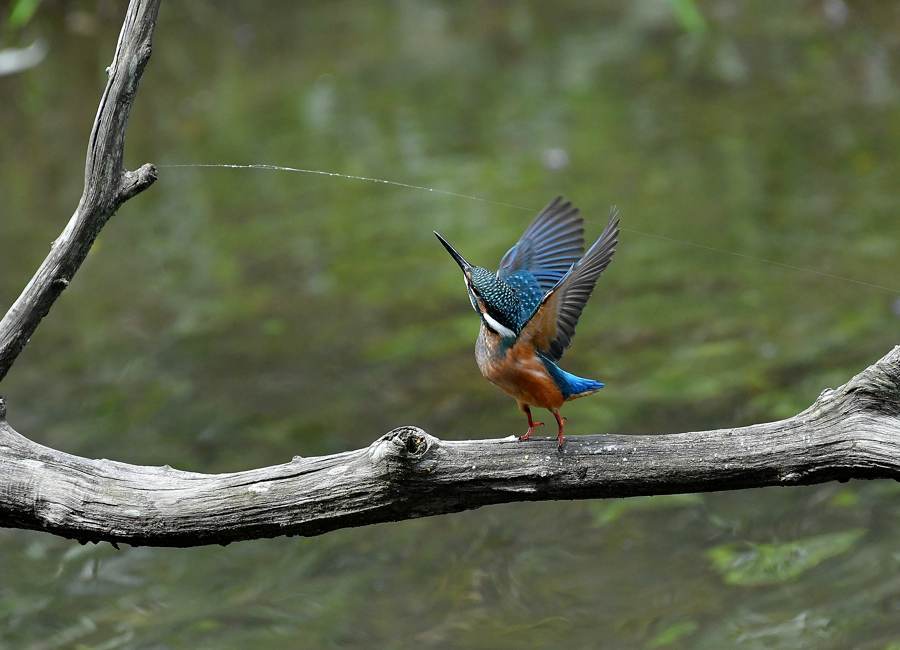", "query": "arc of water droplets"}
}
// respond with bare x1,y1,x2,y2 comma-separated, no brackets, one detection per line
159,163,531,211
157,163,900,297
